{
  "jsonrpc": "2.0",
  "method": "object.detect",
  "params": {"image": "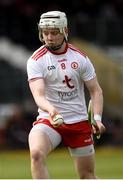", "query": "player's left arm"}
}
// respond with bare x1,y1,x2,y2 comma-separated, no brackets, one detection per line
85,77,106,135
